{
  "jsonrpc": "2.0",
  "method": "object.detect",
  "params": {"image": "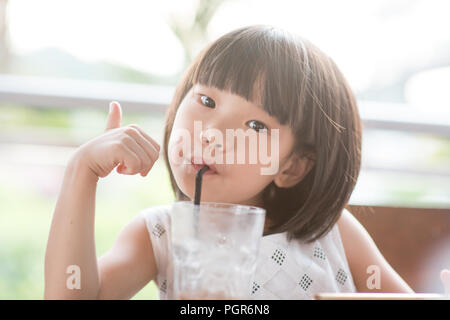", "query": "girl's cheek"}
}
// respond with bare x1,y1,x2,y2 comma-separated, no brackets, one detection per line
168,133,188,166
